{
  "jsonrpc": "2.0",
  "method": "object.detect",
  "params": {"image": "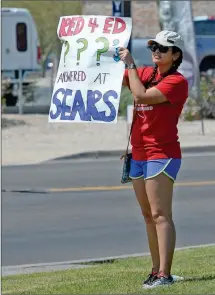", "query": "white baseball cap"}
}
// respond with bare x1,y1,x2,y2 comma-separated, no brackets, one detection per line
148,30,184,52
